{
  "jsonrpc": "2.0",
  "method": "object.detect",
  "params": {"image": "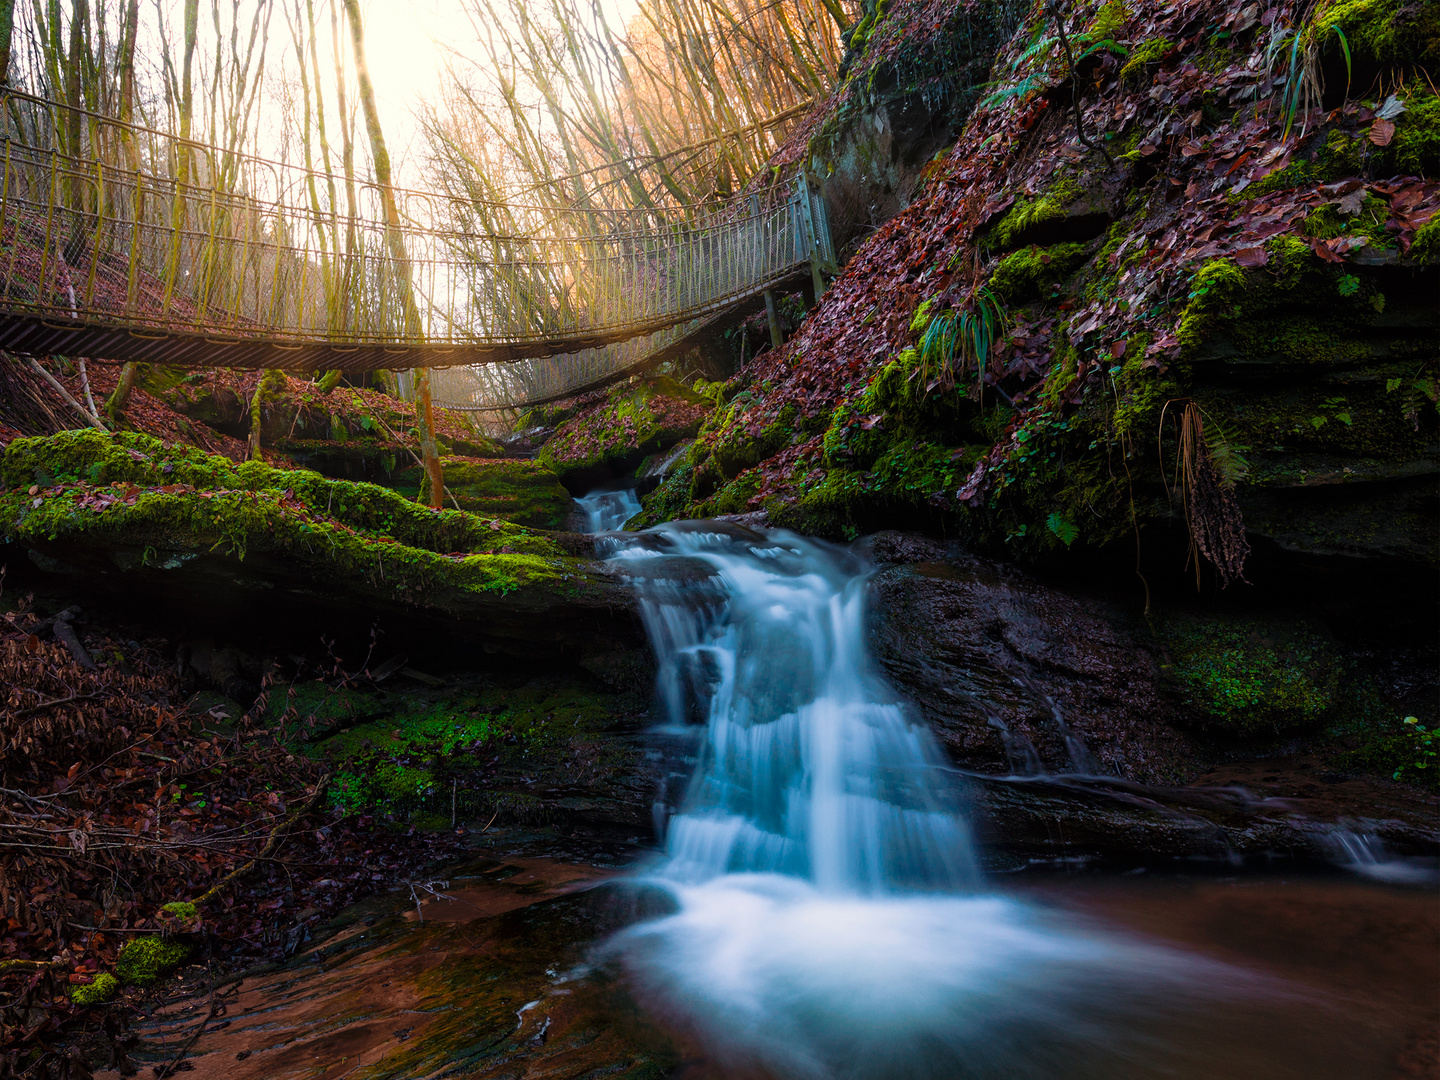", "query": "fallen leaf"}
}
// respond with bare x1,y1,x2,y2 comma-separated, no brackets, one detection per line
1233,246,1269,268
1374,94,1407,121
1336,186,1369,214
1368,119,1395,147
